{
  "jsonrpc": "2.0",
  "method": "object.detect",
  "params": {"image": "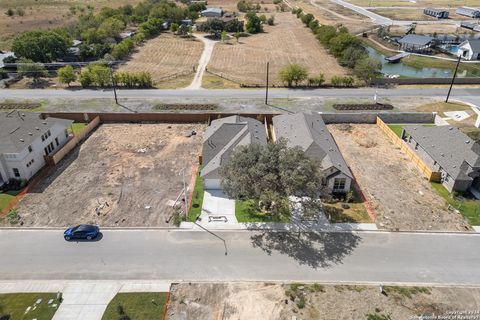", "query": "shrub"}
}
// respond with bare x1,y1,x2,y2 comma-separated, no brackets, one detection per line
307,73,325,87
7,209,20,225
279,63,308,87
296,296,305,309
245,12,263,34
5,8,14,16
267,15,275,25
57,65,77,86
111,38,134,60
79,68,94,87
16,8,25,16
